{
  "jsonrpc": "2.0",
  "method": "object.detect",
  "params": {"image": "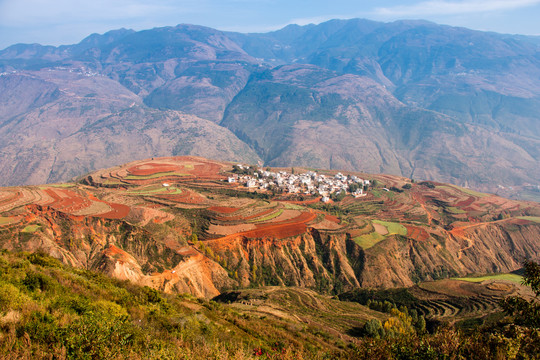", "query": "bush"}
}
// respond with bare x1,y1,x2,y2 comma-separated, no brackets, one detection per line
23,272,54,292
